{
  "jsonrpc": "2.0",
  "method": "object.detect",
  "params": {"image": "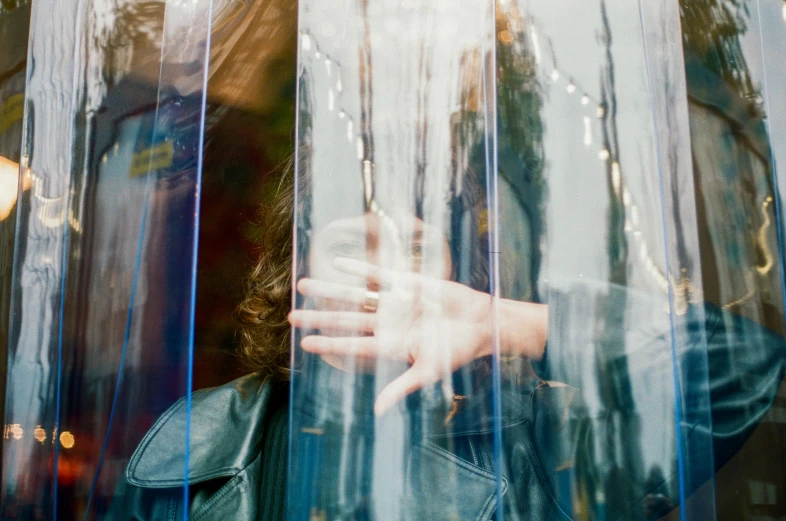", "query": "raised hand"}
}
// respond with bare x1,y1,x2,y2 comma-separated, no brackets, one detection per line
288,257,548,415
